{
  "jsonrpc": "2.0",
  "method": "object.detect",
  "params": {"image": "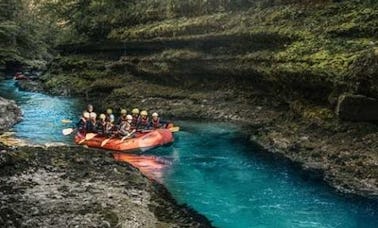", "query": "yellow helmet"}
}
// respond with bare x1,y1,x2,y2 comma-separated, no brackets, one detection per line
132,108,139,114
120,109,127,114
106,108,112,114
140,110,148,116
99,114,106,120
